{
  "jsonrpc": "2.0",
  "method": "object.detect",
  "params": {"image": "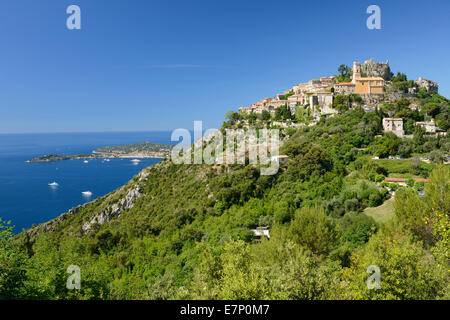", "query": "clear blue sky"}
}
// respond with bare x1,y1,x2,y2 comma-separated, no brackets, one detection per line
0,0,449,133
